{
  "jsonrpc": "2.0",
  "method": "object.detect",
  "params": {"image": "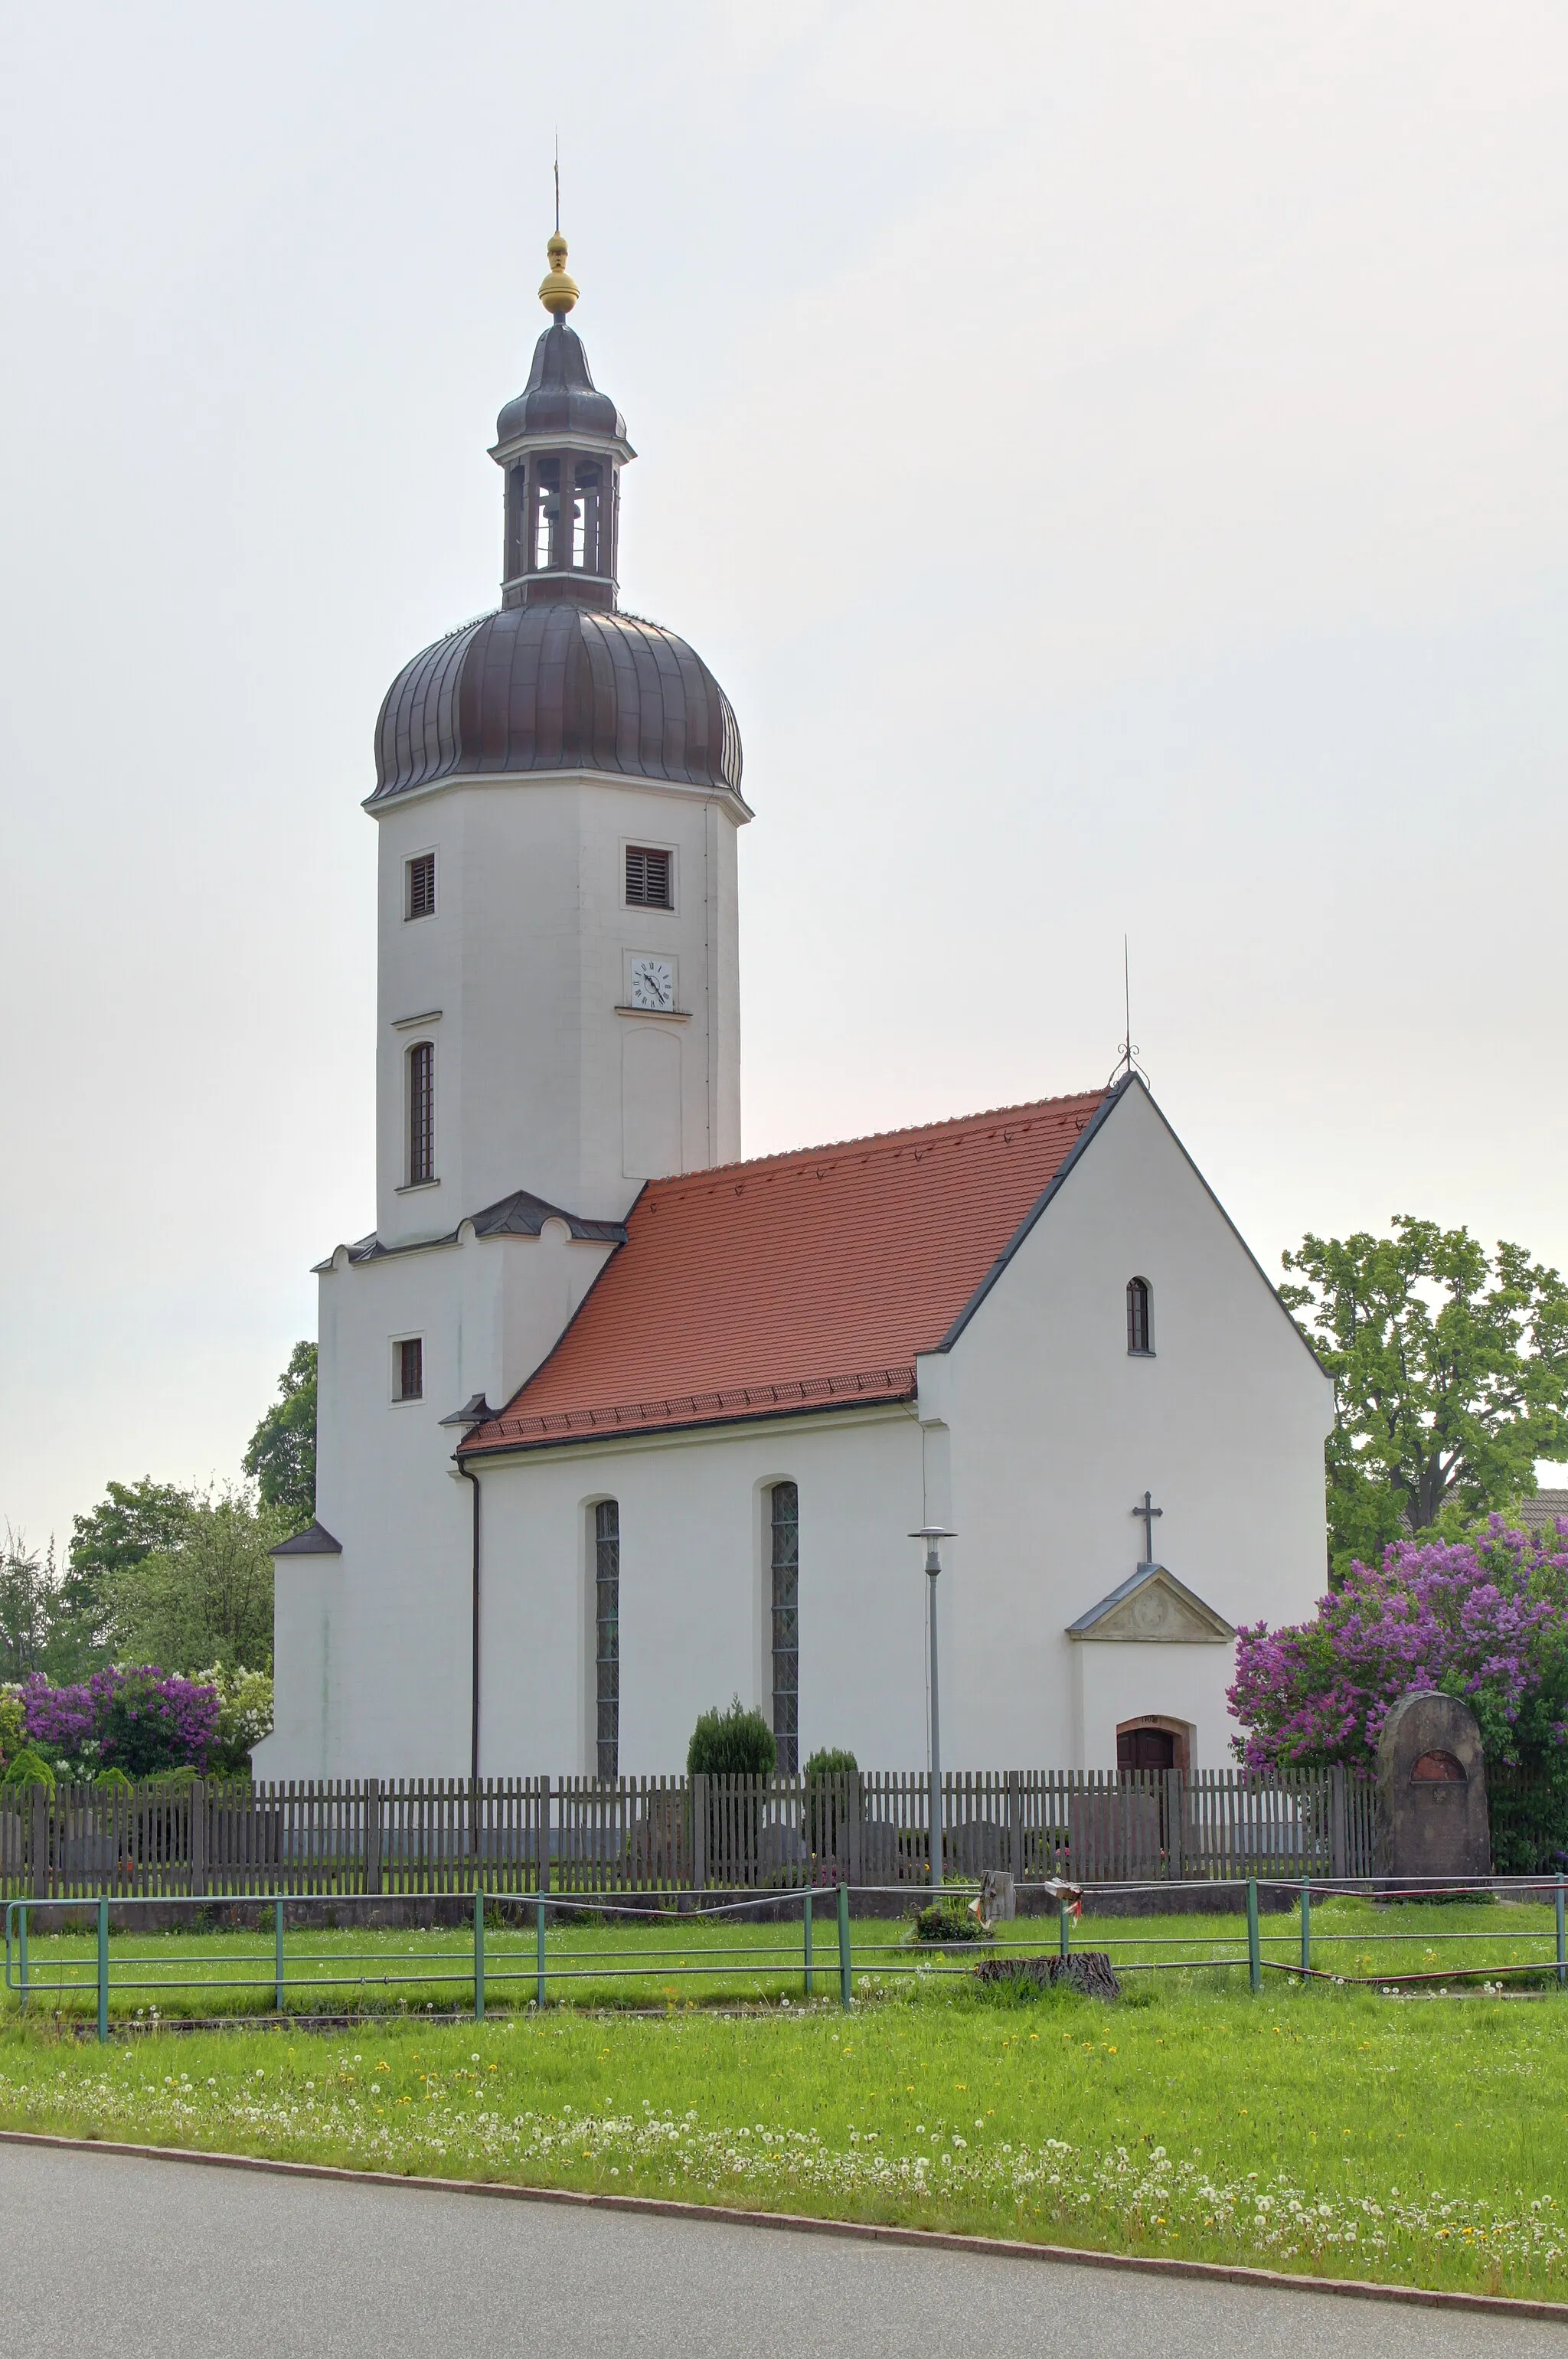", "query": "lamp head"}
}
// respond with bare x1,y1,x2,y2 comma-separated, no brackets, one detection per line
909,1524,957,1573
